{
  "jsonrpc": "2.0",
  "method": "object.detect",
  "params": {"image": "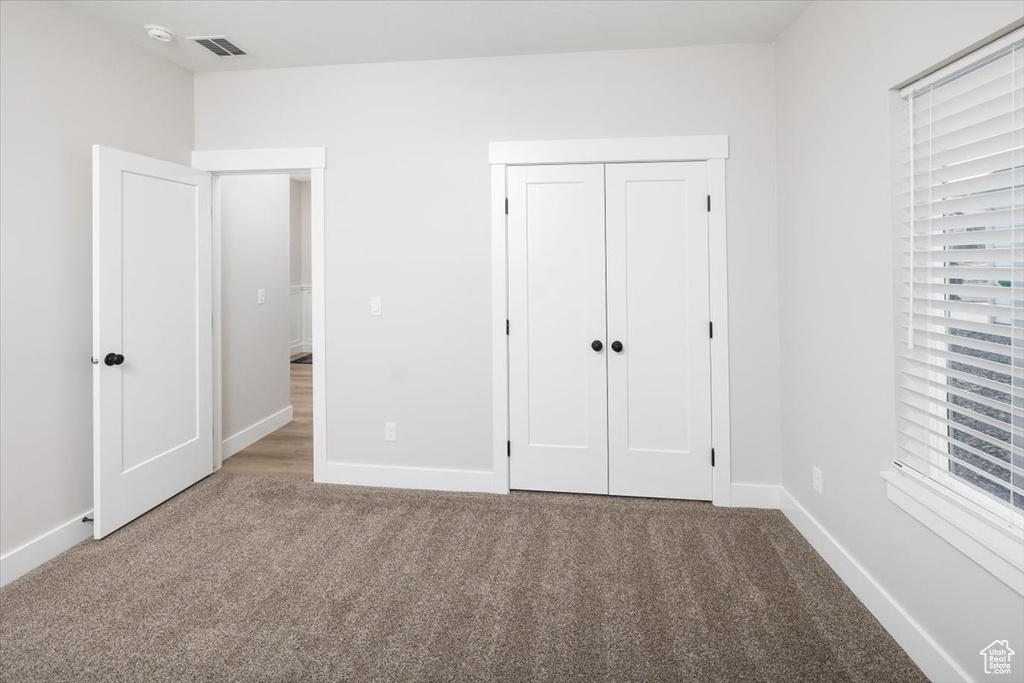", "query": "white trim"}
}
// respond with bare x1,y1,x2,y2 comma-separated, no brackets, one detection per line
728,483,780,509
191,148,326,475
211,175,223,468
708,158,732,506
192,147,326,173
315,462,502,494
0,510,93,587
491,164,510,492
898,25,1023,97
883,467,1024,596
489,137,732,505
310,167,327,480
221,405,294,460
489,136,729,165
781,488,970,683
